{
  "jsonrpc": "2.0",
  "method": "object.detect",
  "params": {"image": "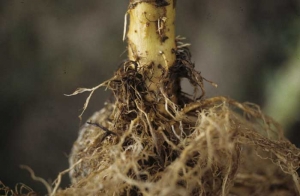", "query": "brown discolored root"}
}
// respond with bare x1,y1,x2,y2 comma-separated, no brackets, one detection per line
57,42,300,196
